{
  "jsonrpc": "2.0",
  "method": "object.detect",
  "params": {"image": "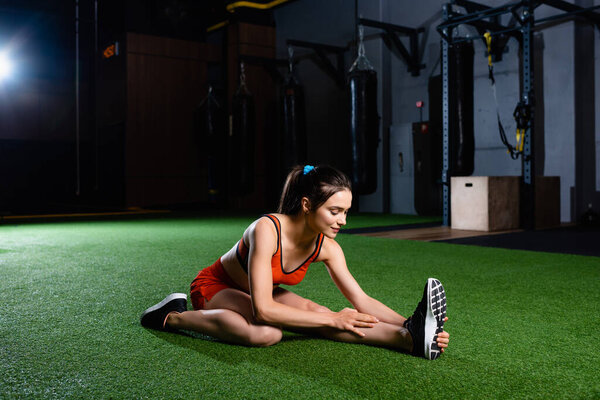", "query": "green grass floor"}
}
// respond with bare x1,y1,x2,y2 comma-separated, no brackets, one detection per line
343,212,441,229
1,215,599,399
